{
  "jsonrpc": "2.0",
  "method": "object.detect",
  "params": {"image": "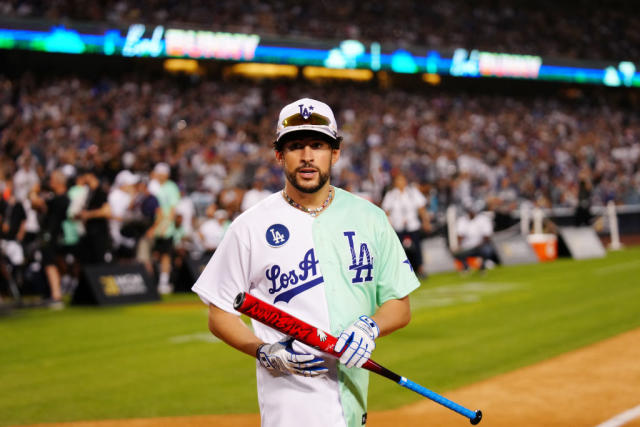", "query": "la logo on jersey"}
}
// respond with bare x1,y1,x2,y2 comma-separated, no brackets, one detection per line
344,231,373,283
266,224,290,247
